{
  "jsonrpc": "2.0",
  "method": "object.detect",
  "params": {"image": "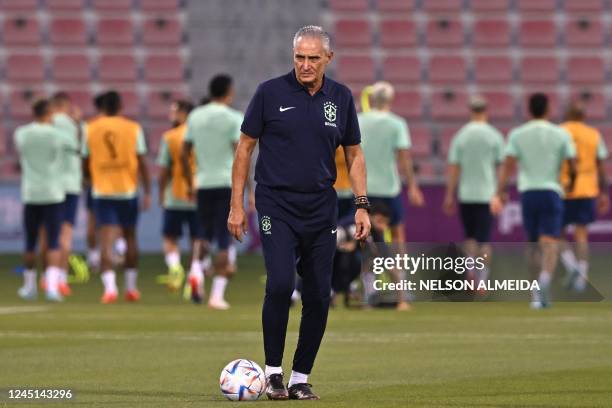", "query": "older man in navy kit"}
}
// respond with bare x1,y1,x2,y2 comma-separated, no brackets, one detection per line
228,26,370,400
